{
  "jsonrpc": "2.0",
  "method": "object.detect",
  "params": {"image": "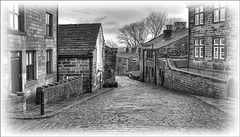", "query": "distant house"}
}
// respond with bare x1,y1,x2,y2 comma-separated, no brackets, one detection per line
2,2,58,100
141,22,188,84
187,2,238,71
58,23,105,93
116,51,140,75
